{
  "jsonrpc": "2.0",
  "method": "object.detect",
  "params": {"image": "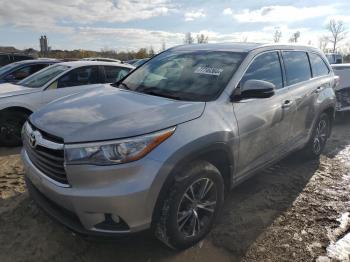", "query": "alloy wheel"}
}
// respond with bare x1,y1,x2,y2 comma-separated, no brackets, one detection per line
176,178,217,238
